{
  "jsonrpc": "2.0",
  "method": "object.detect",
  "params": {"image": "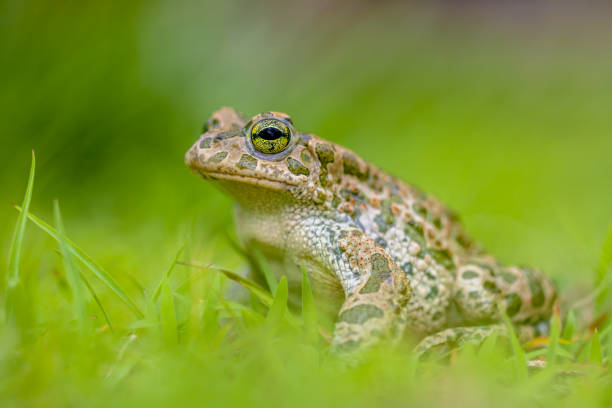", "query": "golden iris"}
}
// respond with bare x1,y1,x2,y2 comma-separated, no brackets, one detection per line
251,119,291,154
